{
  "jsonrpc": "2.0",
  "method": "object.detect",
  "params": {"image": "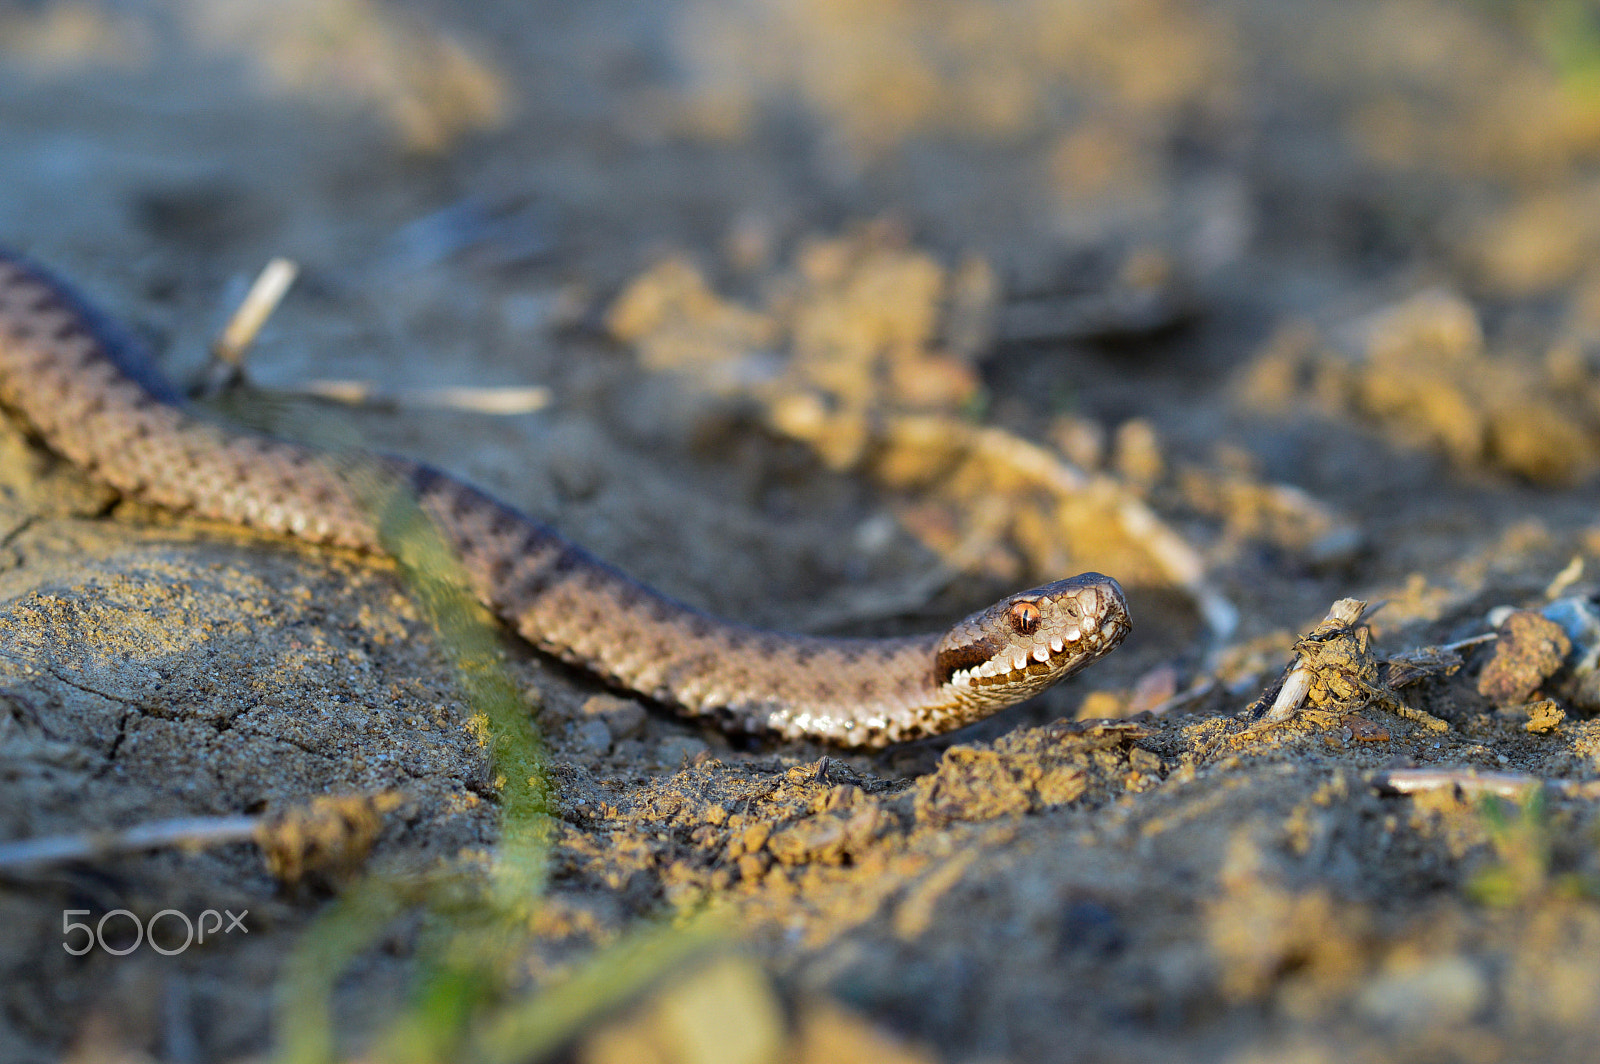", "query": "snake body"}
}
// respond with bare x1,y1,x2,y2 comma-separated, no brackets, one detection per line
0,251,1130,747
